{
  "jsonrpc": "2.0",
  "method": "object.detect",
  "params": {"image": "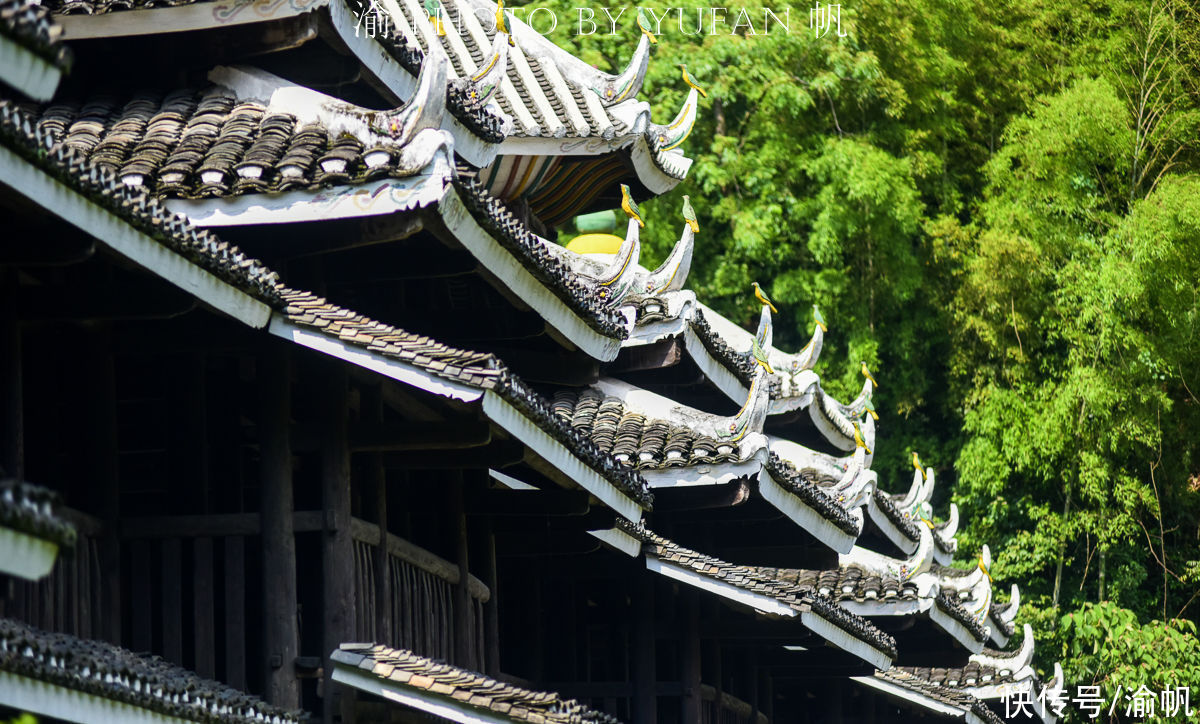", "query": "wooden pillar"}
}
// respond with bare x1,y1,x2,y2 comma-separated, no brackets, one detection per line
632,575,656,724
259,345,300,708
763,673,774,723
365,387,390,646
451,476,472,667
481,519,500,676
85,326,120,645
321,364,355,724
0,270,22,480
680,591,701,723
